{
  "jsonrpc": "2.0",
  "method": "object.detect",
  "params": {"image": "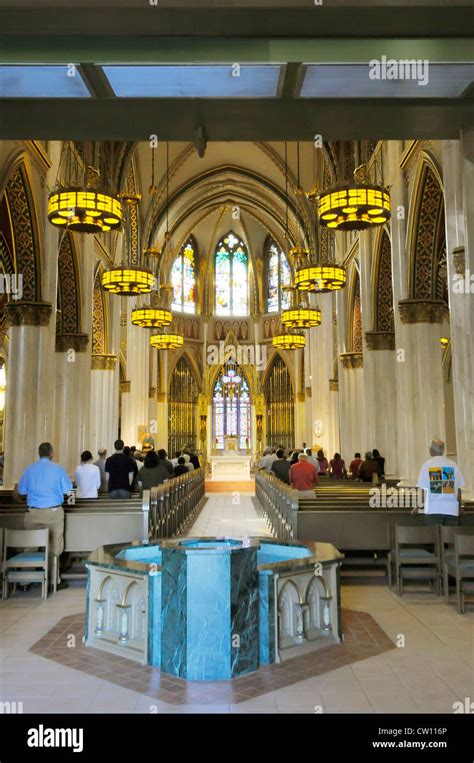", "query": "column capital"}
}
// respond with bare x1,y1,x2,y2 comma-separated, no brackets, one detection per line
157,392,166,402
149,386,156,398
452,246,465,275
340,352,364,369
92,354,117,370
120,380,131,393
329,379,339,391
398,299,448,324
56,333,89,353
296,392,305,403
5,301,53,327
365,331,395,351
